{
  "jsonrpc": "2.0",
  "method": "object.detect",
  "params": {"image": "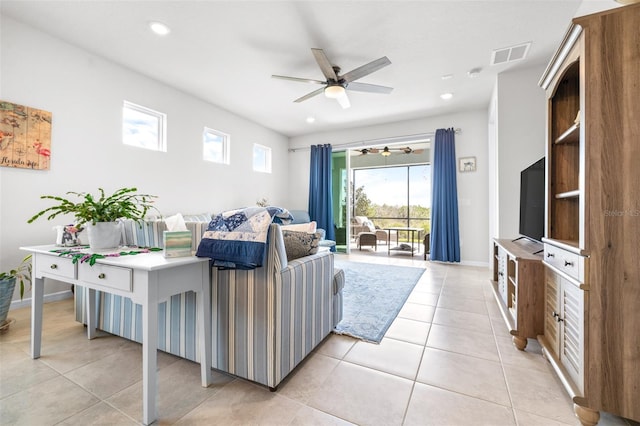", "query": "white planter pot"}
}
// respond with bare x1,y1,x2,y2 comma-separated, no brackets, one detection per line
86,222,122,250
